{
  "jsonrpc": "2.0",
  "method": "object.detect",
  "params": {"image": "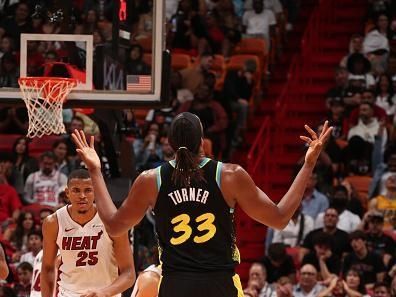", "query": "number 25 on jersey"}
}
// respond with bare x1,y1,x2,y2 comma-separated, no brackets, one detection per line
170,213,216,245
